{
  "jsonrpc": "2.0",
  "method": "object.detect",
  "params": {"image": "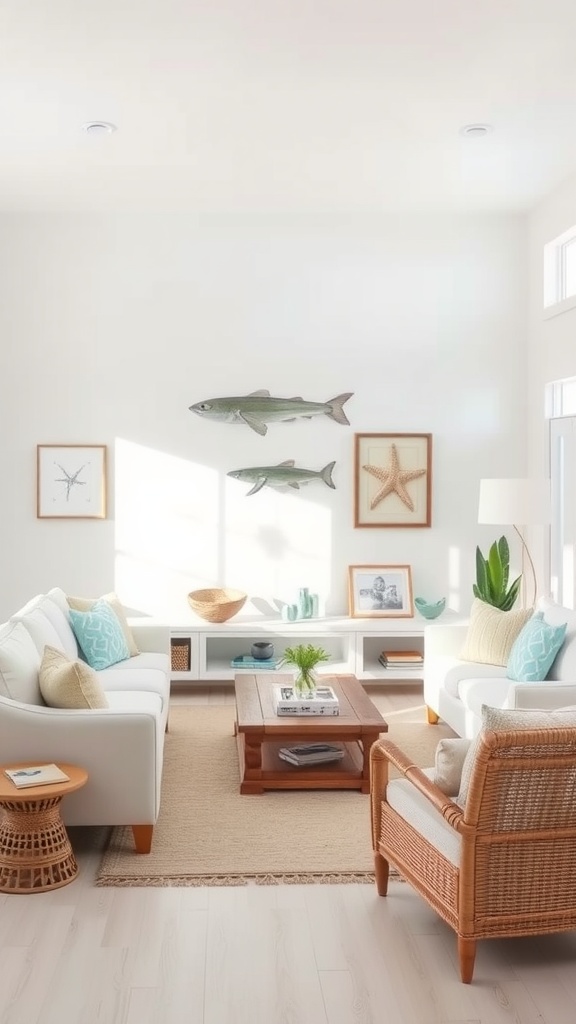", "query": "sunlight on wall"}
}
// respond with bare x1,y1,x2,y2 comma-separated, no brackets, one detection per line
114,439,332,620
